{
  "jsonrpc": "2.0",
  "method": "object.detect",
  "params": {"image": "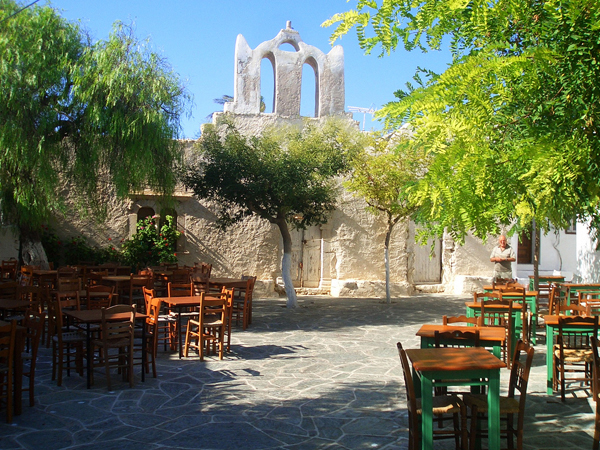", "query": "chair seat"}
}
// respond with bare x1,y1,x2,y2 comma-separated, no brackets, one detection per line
55,331,86,343
553,346,593,362
415,394,463,416
463,393,520,414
